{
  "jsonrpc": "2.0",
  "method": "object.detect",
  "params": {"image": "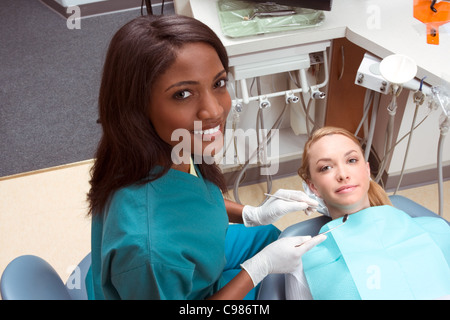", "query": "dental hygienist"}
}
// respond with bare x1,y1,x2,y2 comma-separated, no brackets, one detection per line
86,15,324,300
